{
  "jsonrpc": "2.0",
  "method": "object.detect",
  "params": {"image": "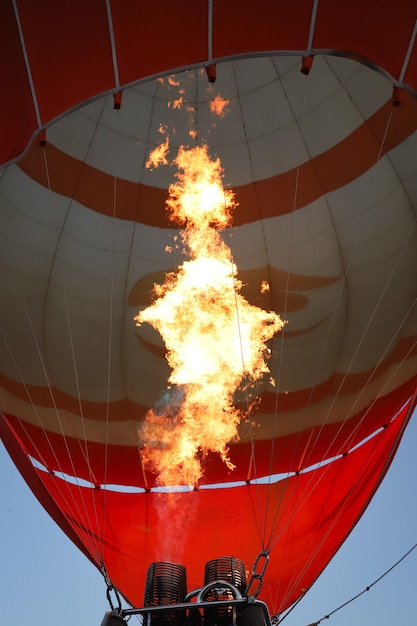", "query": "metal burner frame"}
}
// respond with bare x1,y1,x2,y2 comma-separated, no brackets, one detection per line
102,580,273,626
